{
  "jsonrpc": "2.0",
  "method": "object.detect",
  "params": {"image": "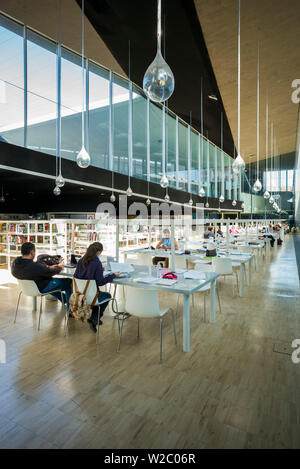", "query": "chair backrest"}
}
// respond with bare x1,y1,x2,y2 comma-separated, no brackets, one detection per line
194,263,213,272
137,253,150,266
239,245,252,254
124,286,161,318
212,257,233,275
17,279,41,296
73,278,98,305
175,255,187,269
